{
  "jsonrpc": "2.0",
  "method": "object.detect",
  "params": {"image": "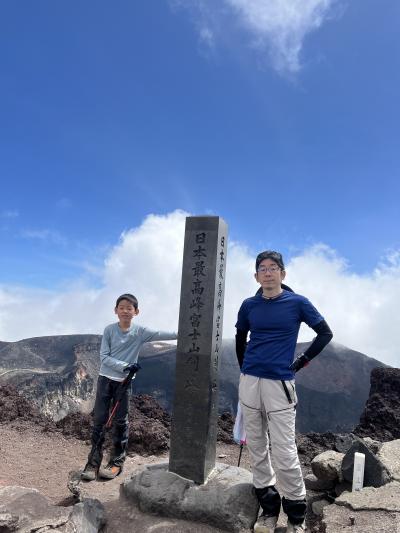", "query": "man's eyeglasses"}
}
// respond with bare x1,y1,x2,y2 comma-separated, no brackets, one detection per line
257,266,281,274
